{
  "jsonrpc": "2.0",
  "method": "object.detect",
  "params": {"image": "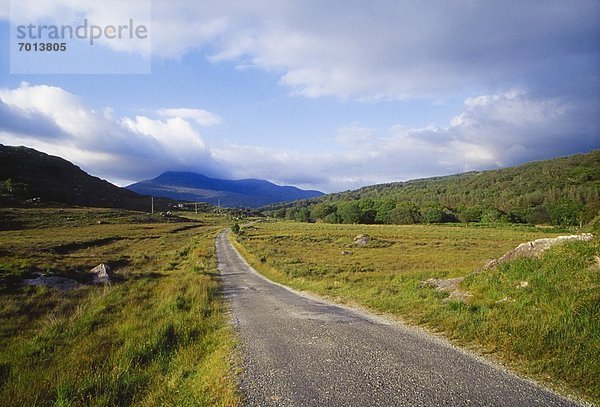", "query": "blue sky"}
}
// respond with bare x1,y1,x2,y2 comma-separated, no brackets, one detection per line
0,1,598,192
